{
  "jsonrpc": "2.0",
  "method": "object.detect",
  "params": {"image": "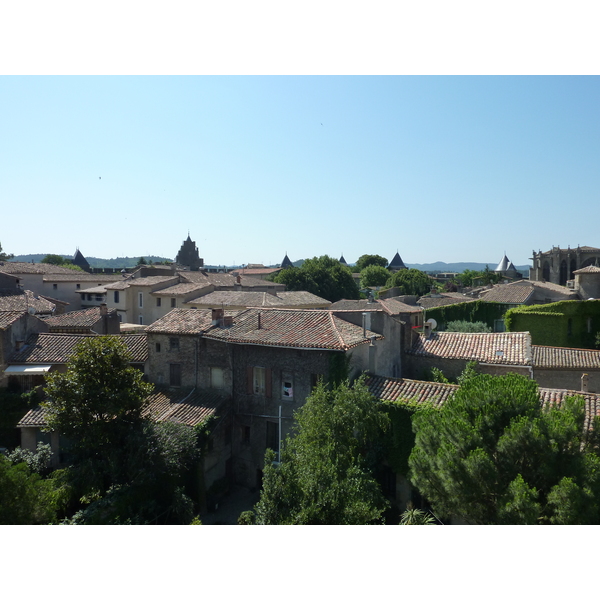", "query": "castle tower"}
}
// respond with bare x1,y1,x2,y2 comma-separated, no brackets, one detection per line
176,235,204,271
